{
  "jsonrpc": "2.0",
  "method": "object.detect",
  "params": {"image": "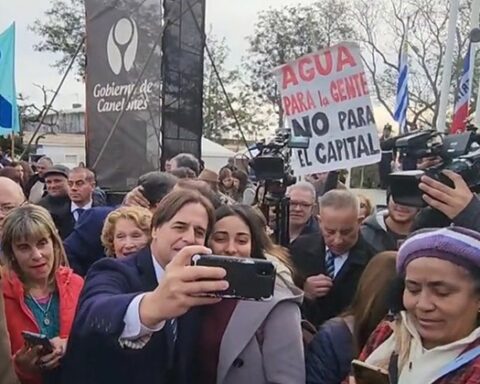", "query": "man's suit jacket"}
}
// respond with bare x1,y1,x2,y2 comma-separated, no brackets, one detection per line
61,248,198,384
64,207,115,277
290,233,375,327
38,194,104,240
